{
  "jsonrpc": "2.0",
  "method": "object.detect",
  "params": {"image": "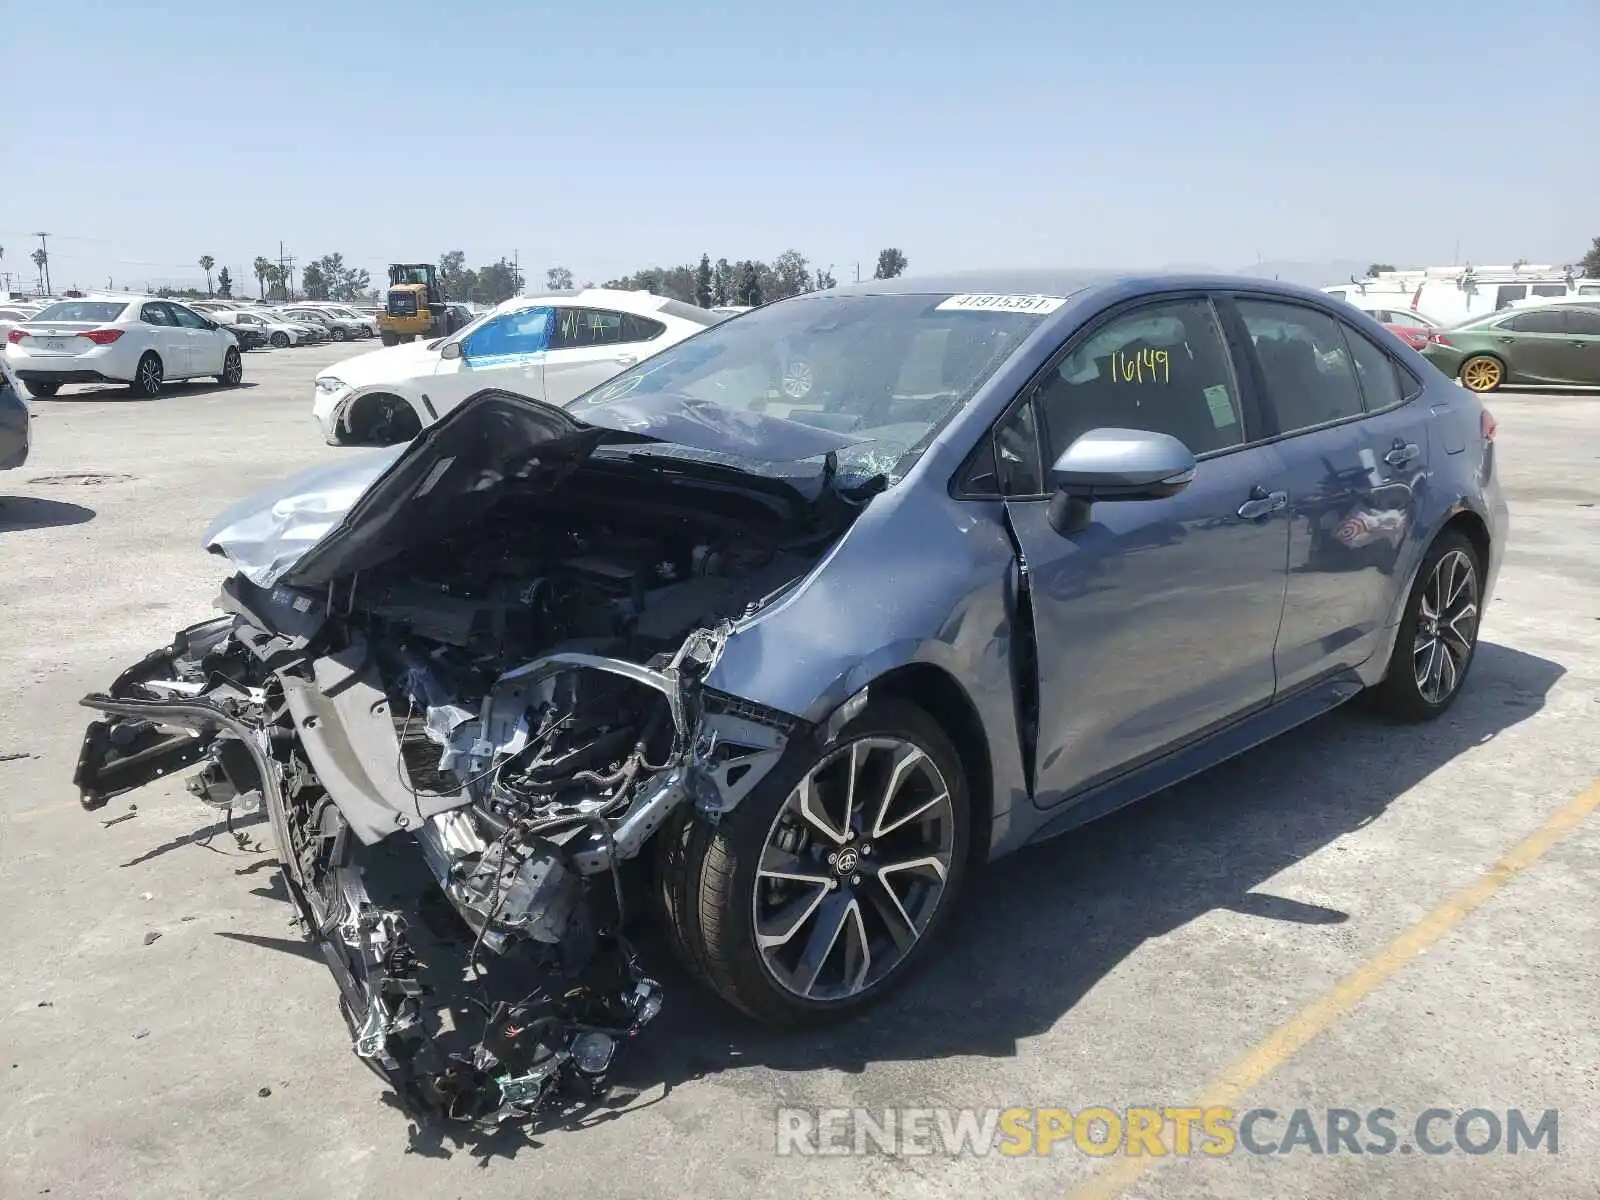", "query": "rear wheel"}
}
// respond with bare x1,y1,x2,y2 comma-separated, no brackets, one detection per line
380,330,398,347
26,381,60,397
659,697,971,1026
218,347,243,386
1459,355,1504,393
1368,530,1482,721
130,353,163,397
